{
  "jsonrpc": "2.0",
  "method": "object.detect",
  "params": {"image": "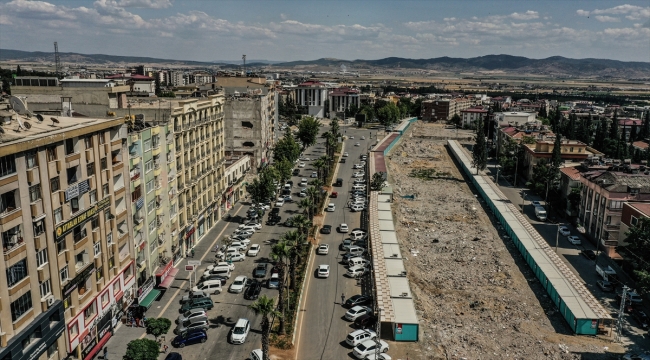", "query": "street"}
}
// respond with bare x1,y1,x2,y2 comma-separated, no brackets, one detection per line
295,126,375,360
